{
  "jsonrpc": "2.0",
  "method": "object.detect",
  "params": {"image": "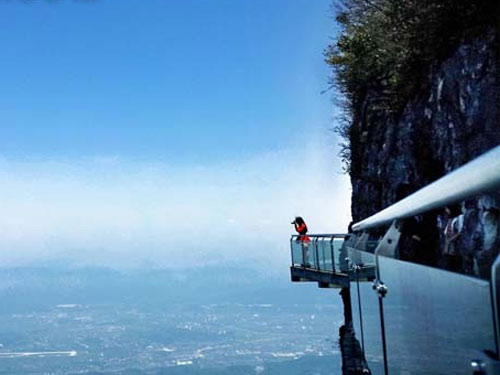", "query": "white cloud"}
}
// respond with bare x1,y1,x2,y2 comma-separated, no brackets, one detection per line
0,144,351,269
